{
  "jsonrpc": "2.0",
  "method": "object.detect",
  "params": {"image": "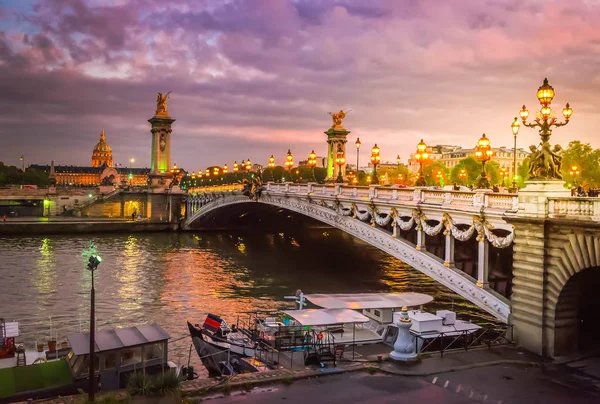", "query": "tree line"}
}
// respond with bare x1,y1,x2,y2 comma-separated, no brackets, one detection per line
0,162,50,187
